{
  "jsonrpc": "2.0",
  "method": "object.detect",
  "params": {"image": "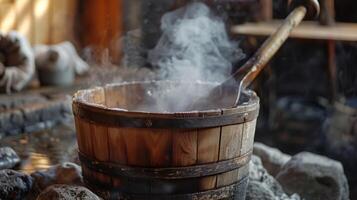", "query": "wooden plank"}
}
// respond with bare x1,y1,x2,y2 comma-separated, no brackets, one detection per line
123,128,172,167
327,40,337,101
147,129,172,167
90,123,111,185
76,119,94,183
15,0,34,43
104,85,126,108
171,128,198,193
122,128,171,193
122,128,149,166
320,0,335,25
172,129,197,166
240,119,257,155
259,0,272,21
0,1,16,33
79,0,108,53
50,0,76,43
108,128,127,164
197,127,220,190
108,127,127,187
33,0,51,44
231,21,357,41
217,124,244,187
107,0,123,63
